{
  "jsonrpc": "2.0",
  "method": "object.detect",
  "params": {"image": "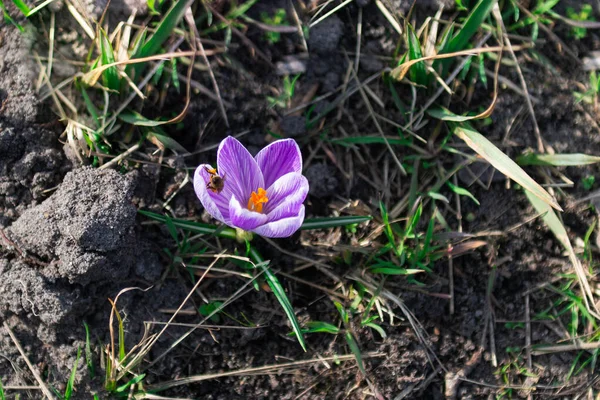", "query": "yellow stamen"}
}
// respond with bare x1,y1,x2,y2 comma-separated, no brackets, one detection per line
247,188,268,213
